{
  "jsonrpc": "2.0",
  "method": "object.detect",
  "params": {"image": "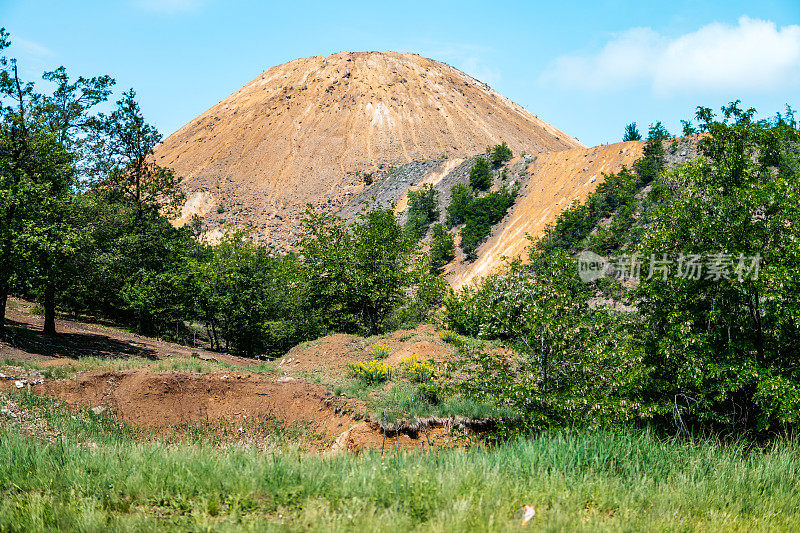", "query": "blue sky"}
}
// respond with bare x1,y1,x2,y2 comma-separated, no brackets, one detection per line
2,0,799,147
